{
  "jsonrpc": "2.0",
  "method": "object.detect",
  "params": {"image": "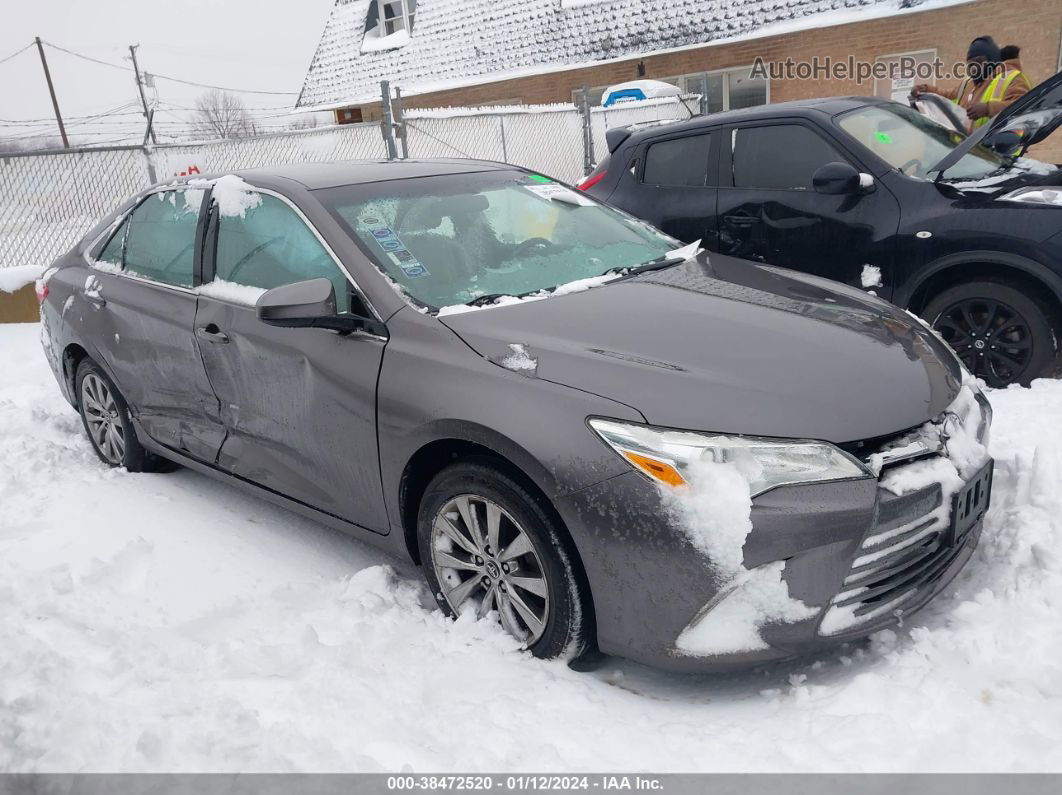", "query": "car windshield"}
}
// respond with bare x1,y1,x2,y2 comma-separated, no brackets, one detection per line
316,170,678,311
836,103,1005,180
